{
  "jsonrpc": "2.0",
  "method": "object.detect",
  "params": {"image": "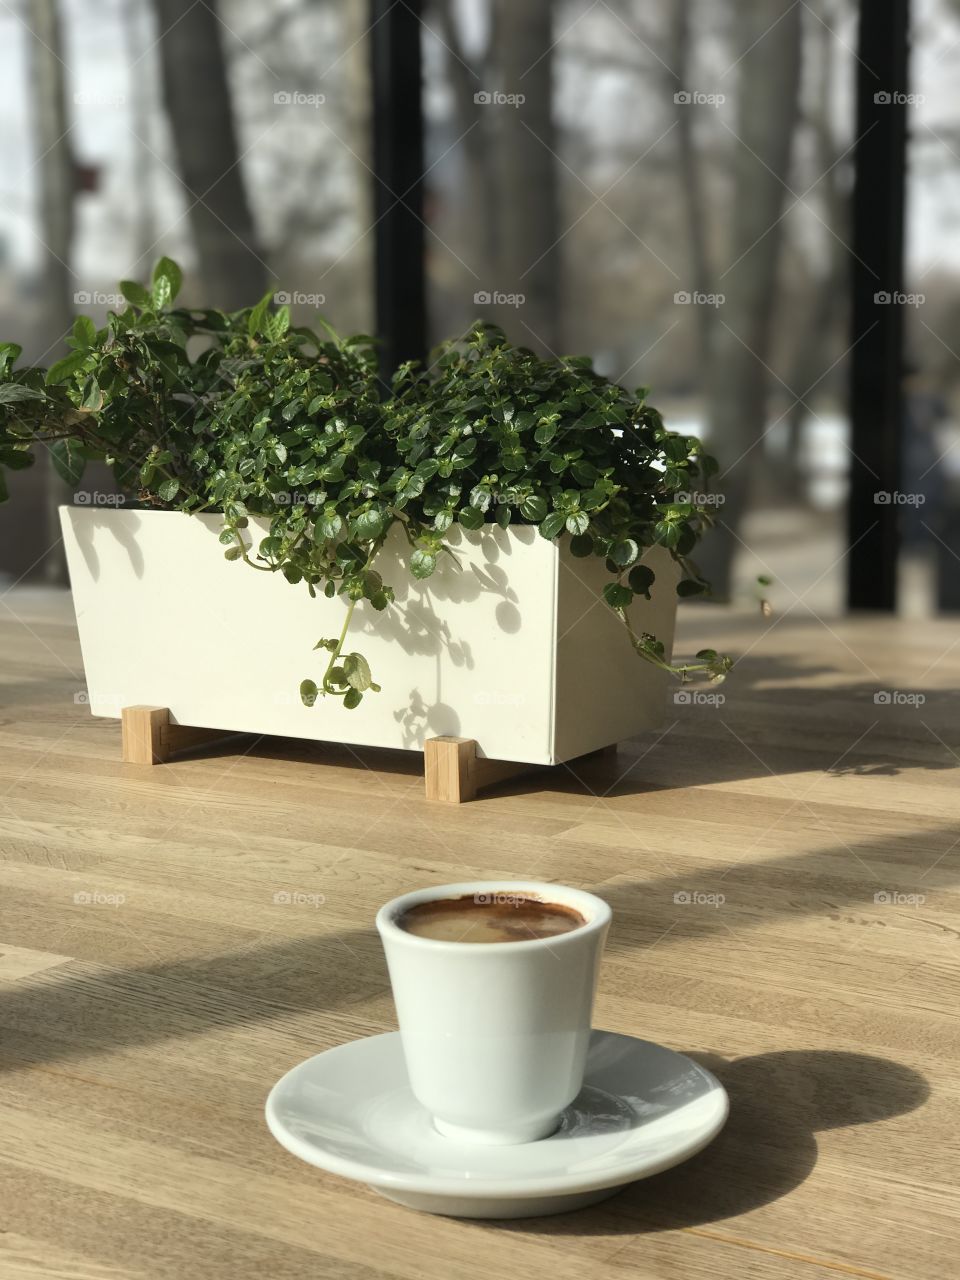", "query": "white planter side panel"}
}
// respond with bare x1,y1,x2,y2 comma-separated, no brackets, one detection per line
553,546,678,762
61,508,678,765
